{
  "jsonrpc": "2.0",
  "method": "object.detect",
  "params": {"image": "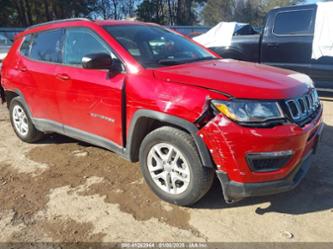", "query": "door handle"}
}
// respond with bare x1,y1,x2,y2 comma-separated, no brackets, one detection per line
56,73,71,81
